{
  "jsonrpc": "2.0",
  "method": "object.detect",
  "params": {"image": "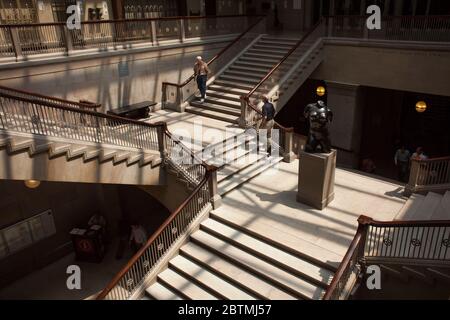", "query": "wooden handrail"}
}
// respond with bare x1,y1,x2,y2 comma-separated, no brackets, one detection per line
96,165,215,300
244,18,324,100
162,16,266,89
411,156,450,163
0,89,168,130
0,14,265,28
0,85,101,109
